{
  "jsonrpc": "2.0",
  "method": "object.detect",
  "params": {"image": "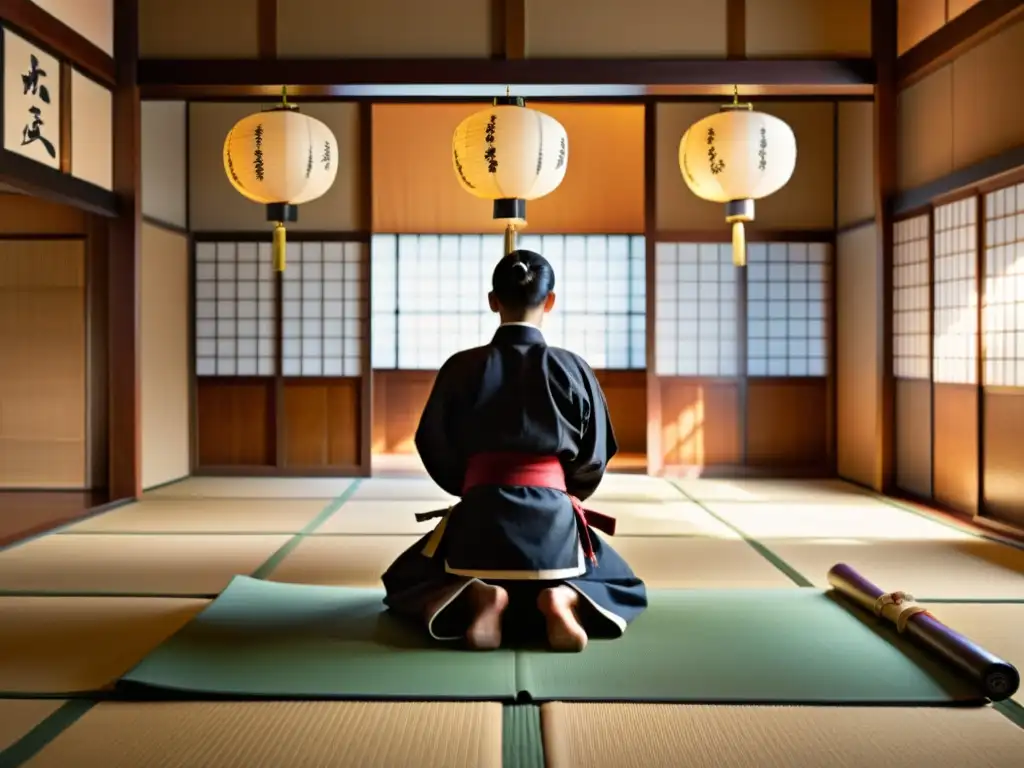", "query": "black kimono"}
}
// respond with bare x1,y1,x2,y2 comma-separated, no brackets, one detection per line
381,323,648,641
